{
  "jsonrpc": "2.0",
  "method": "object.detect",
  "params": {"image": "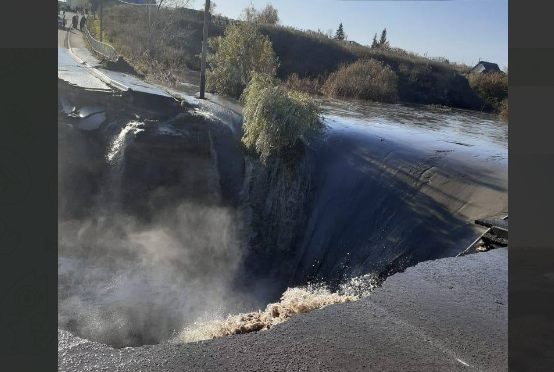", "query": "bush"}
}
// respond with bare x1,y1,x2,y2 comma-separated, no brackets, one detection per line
451,62,472,76
468,72,508,112
322,59,398,103
241,74,322,160
95,4,212,78
207,23,279,99
95,3,483,110
257,4,280,25
499,99,508,119
284,73,324,96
